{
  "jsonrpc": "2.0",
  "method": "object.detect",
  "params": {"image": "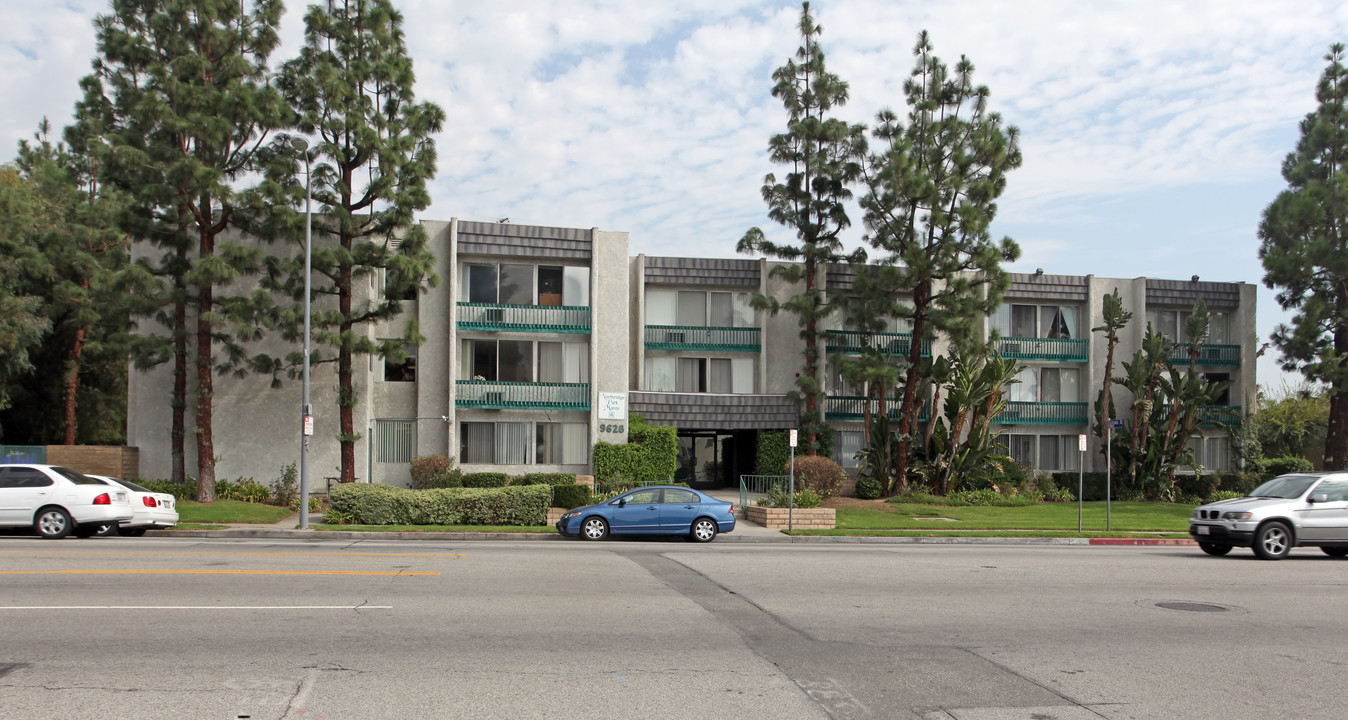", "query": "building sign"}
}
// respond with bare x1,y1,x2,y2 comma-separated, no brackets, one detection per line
599,392,627,421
